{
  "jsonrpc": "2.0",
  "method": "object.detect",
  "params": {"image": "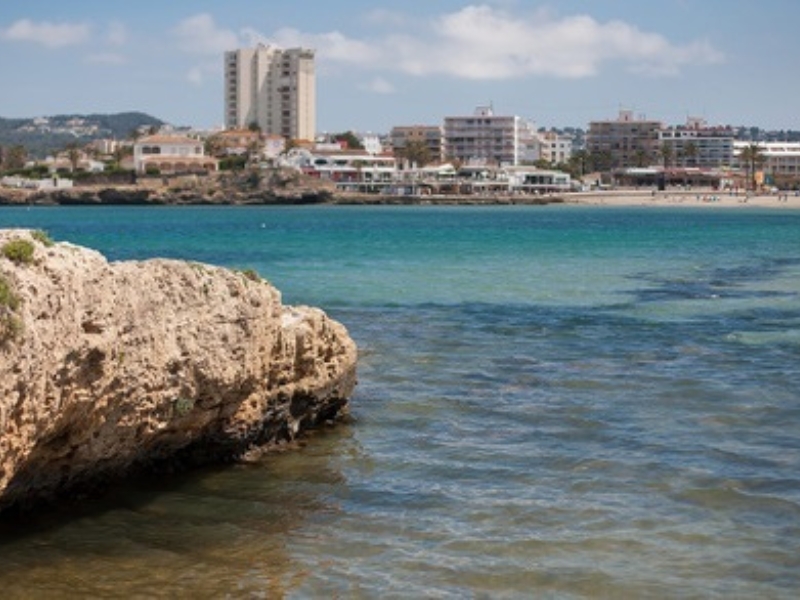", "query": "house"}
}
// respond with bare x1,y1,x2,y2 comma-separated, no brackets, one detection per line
133,134,218,174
